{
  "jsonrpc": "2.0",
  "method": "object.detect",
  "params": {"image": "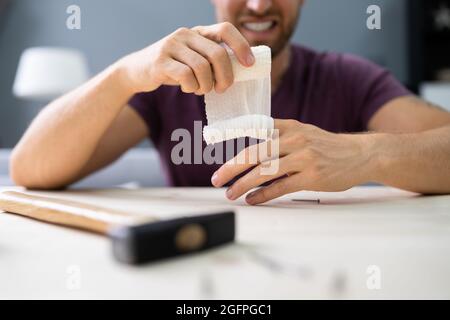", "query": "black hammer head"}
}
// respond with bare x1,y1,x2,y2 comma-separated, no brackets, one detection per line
108,211,235,264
